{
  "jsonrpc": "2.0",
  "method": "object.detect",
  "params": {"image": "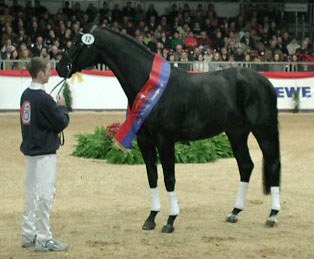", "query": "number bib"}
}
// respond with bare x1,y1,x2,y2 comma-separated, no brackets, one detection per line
81,33,95,45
